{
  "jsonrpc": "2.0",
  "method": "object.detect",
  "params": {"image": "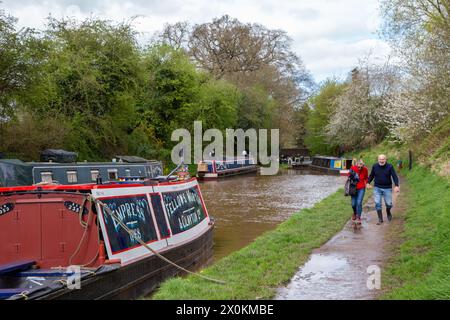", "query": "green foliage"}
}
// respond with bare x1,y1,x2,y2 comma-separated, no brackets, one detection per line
237,85,275,130
0,9,48,120
381,166,450,299
1,12,306,162
0,112,70,160
304,80,346,155
194,79,239,129
139,45,240,154
293,103,310,148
